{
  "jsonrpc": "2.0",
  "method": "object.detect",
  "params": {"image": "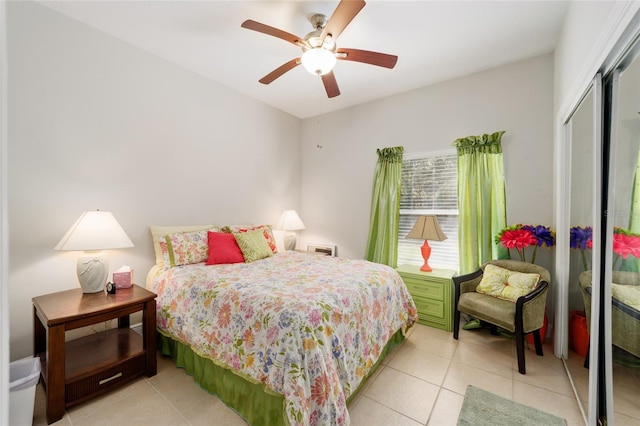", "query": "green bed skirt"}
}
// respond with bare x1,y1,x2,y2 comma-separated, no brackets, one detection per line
157,327,408,426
